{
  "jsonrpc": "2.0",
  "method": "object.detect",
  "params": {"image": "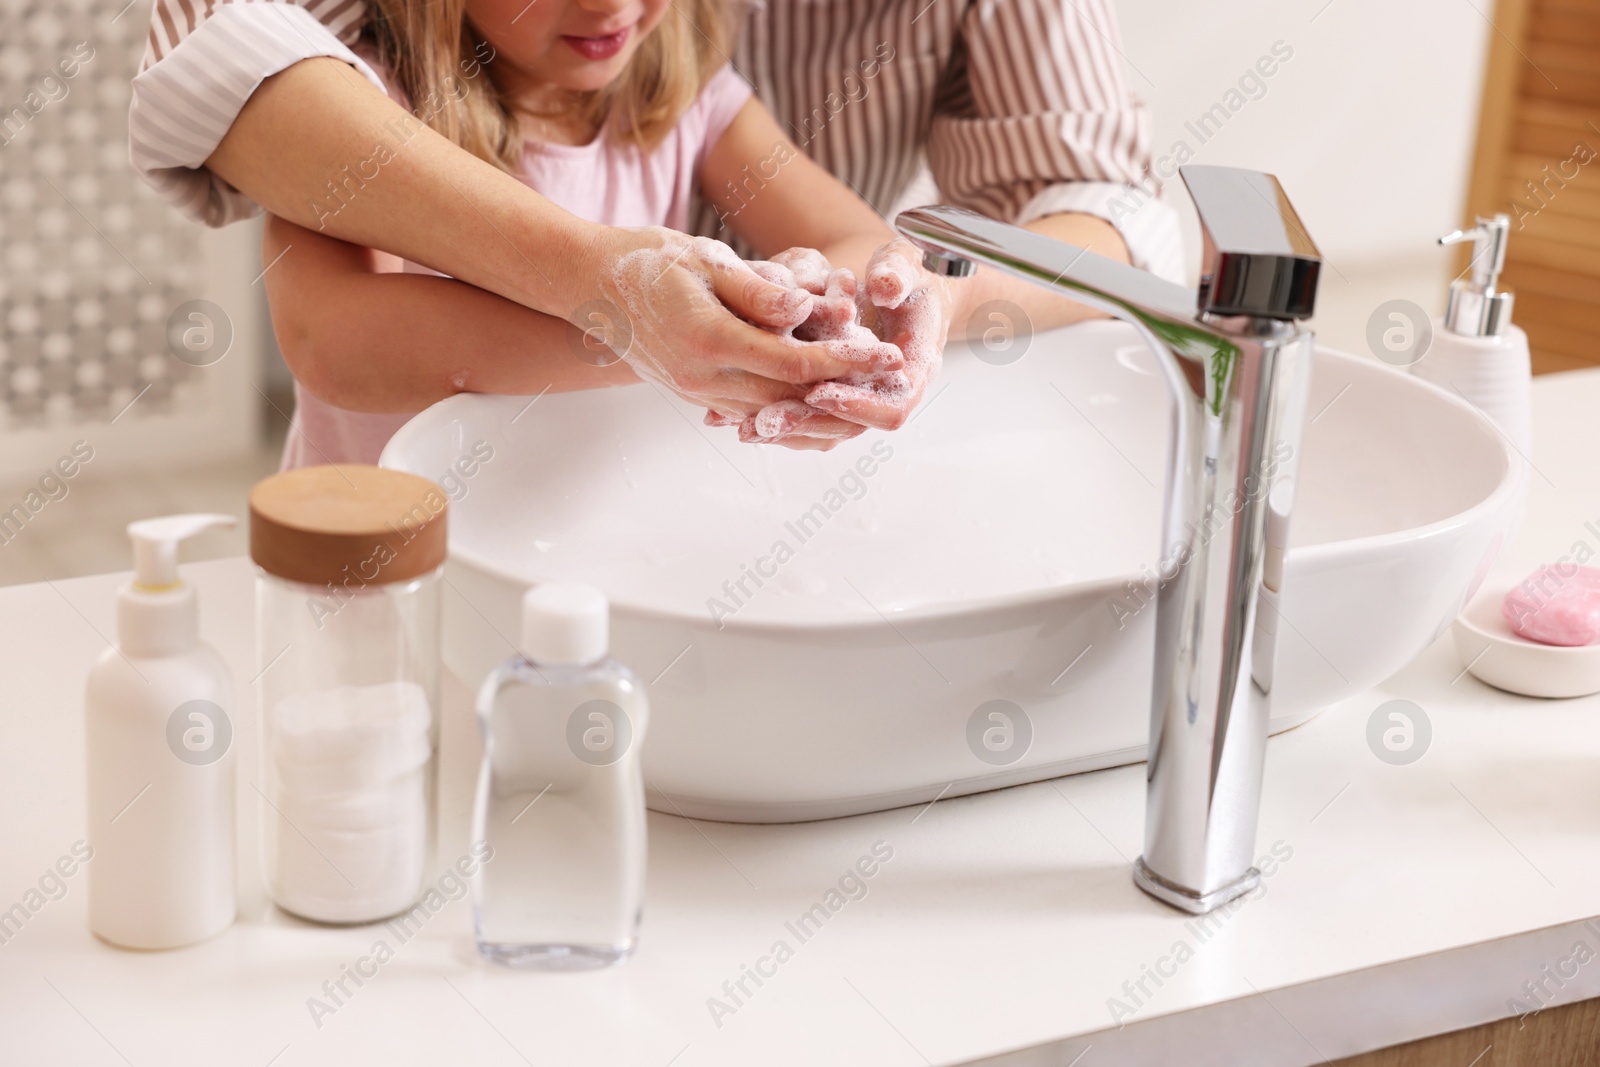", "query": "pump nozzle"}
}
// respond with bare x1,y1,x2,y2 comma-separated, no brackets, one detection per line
129,514,237,590
1438,214,1514,337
